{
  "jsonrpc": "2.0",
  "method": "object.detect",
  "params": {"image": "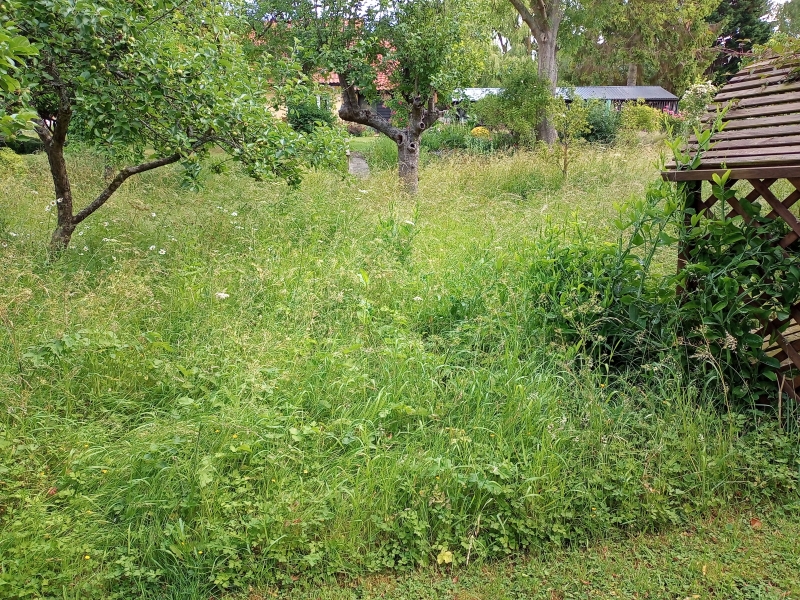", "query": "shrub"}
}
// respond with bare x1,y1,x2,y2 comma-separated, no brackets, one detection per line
0,147,25,177
287,100,336,133
583,100,620,144
471,61,551,147
678,81,717,134
470,126,491,139
619,101,663,133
